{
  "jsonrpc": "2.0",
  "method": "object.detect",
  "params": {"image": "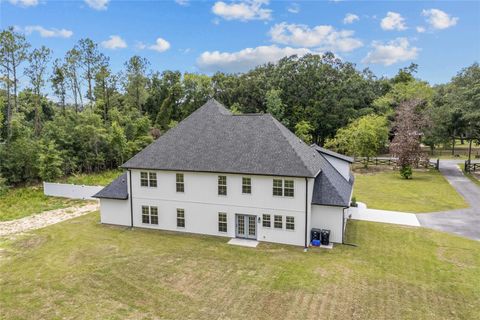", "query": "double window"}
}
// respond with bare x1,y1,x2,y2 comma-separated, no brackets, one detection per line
262,214,271,228
218,175,227,195
272,179,294,197
141,206,158,225
140,172,157,187
242,177,251,194
176,173,184,192
177,209,185,228
218,212,227,232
